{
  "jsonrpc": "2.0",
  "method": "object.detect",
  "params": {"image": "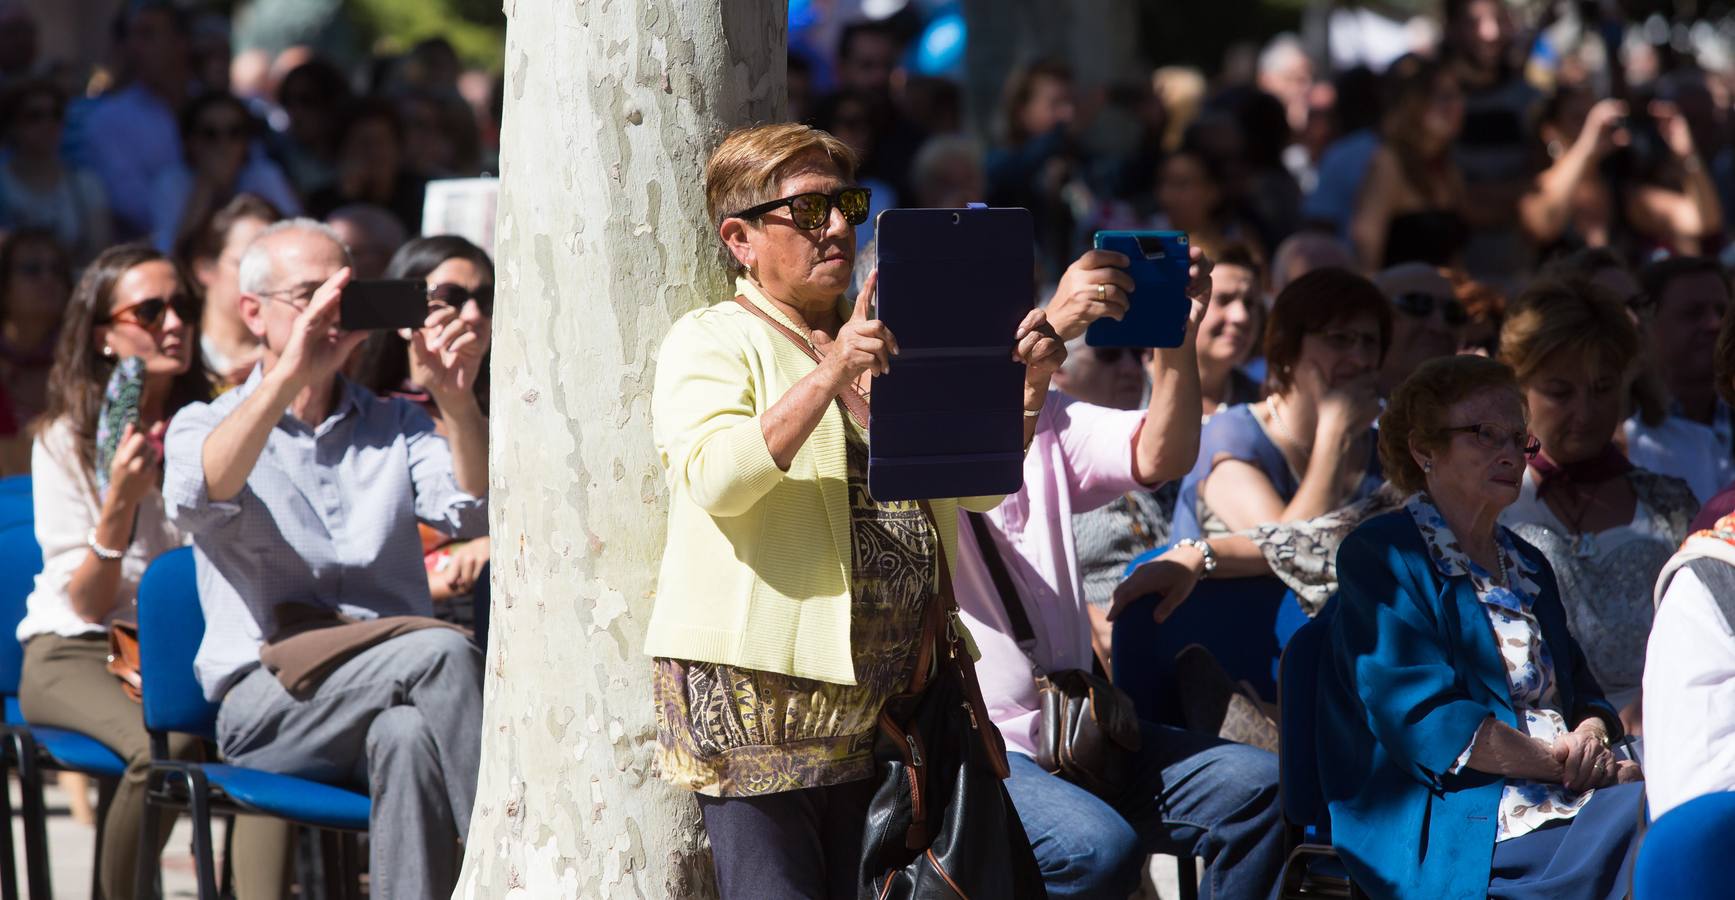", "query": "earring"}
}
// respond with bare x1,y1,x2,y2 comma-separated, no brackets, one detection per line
101,345,114,358
1423,460,1433,474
